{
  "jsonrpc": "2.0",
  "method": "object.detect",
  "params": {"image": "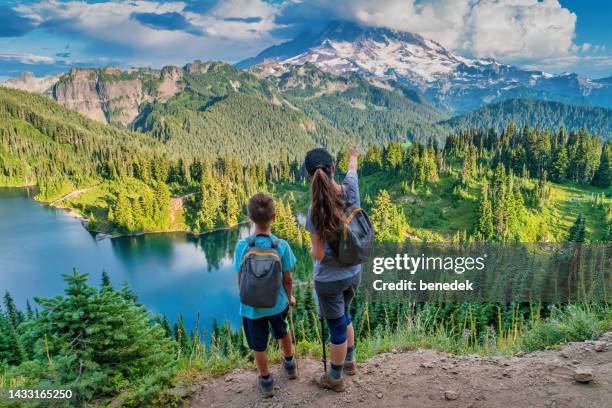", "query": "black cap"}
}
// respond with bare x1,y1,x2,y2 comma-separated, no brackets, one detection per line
305,148,334,174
